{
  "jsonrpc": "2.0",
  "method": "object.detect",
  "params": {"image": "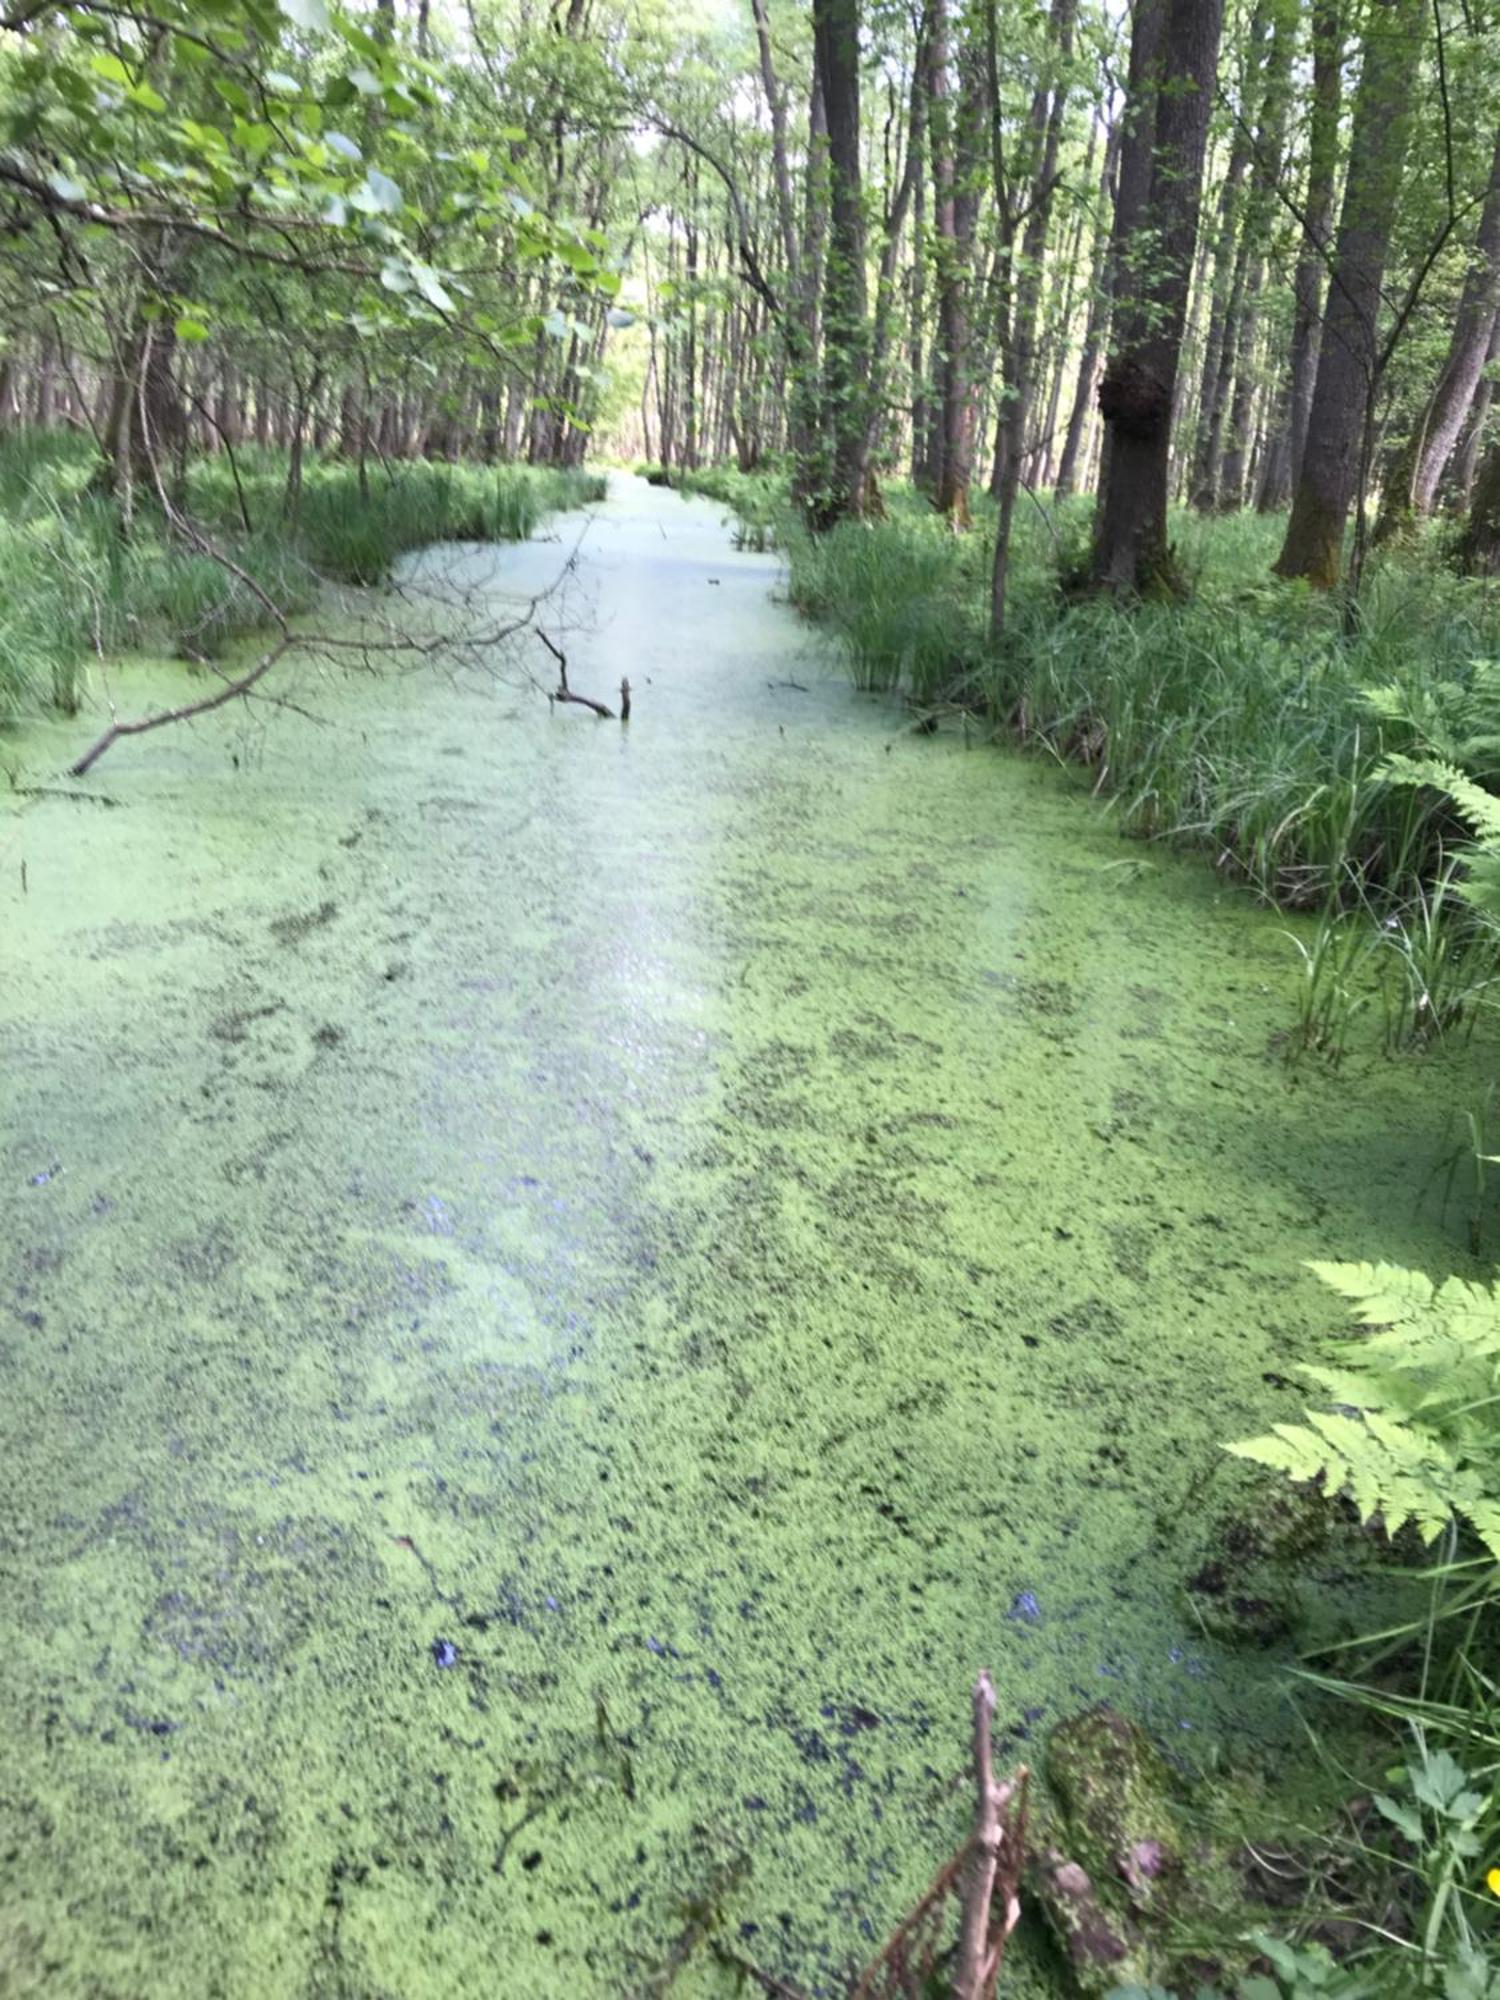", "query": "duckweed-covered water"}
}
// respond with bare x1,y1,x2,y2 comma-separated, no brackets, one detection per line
1,478,1489,1996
